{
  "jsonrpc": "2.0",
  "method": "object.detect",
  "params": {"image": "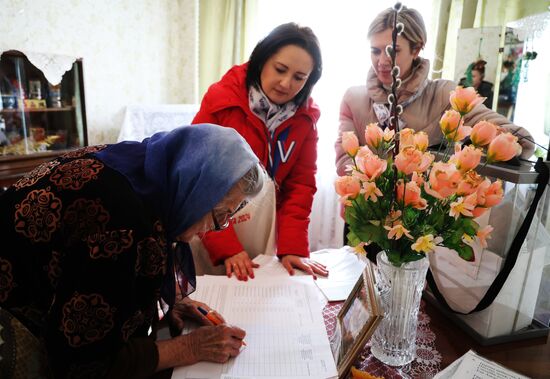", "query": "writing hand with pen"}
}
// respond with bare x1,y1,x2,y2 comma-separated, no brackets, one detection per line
163,297,246,366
